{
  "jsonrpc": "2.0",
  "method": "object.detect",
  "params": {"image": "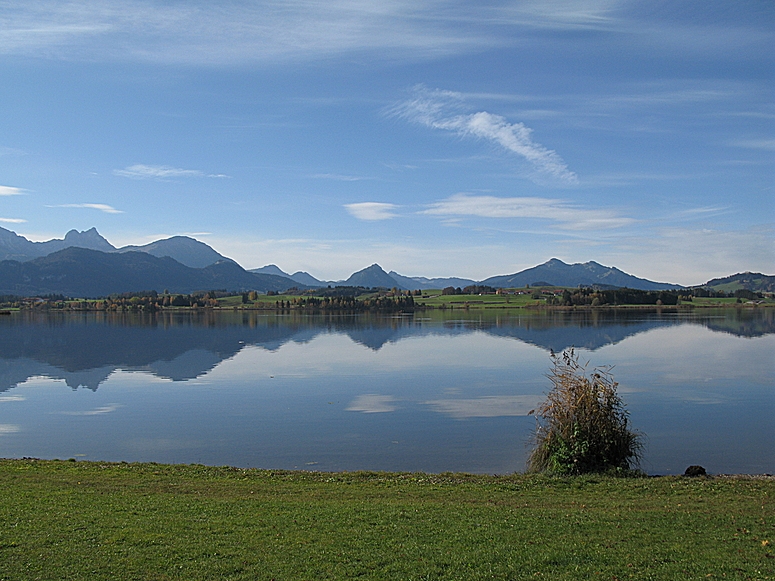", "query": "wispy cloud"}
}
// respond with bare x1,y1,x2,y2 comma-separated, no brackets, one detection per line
113,164,228,180
580,170,702,188
594,88,734,108
50,203,123,214
1,1,769,66
0,217,27,223
60,404,122,416
496,0,620,30
345,202,400,221
0,395,25,402
312,173,369,182
423,193,633,230
346,394,397,413
0,147,27,156
0,1,500,65
391,87,578,185
0,424,20,435
669,206,730,220
0,185,24,196
730,139,775,151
